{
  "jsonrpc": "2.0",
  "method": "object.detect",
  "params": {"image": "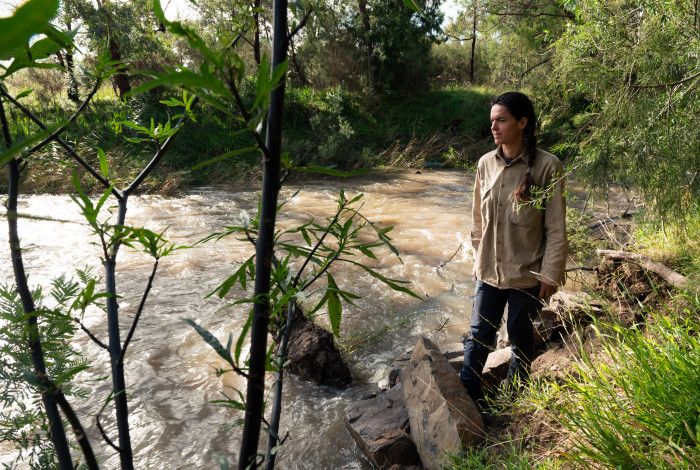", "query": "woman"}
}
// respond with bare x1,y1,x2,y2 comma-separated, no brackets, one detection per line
460,91,568,408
